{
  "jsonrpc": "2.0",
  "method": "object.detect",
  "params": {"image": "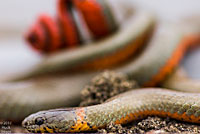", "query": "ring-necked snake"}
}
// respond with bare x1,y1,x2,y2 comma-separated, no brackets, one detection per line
22,88,200,133
0,0,200,132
